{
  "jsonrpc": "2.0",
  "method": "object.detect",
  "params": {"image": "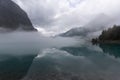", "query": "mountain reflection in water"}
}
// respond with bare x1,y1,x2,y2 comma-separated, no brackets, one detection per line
0,39,120,80
23,44,120,80
99,44,120,58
